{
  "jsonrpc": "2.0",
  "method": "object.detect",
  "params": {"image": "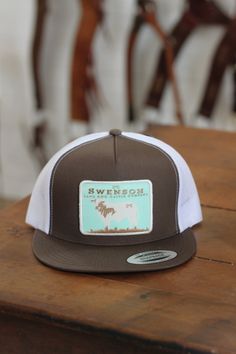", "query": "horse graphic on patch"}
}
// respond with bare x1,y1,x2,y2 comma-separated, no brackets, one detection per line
91,199,138,232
